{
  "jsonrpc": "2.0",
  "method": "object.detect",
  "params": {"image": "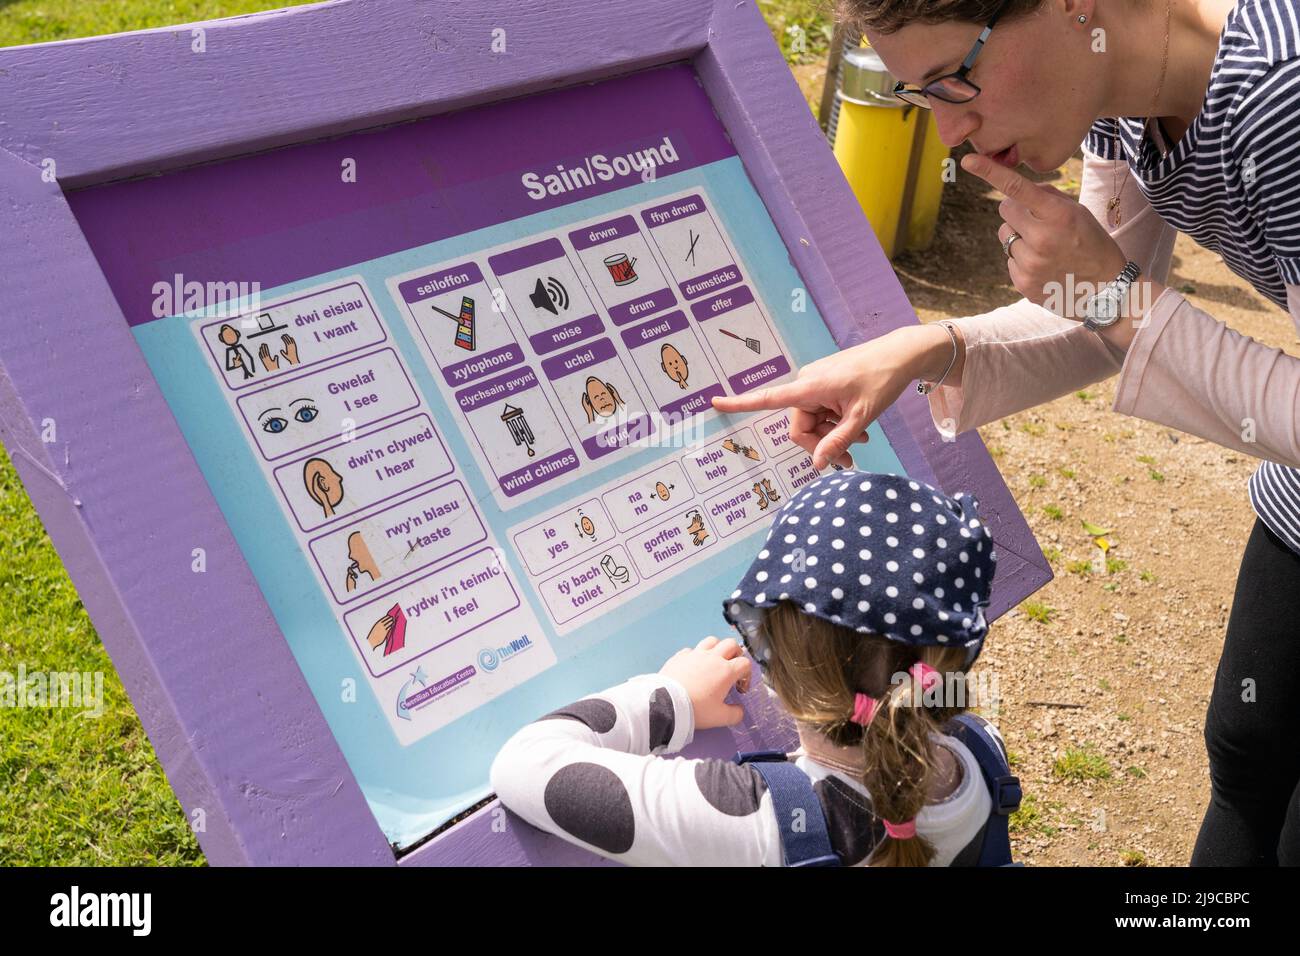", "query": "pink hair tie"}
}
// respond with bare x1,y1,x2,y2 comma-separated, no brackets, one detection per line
909,661,942,694
883,818,917,840
850,691,878,726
